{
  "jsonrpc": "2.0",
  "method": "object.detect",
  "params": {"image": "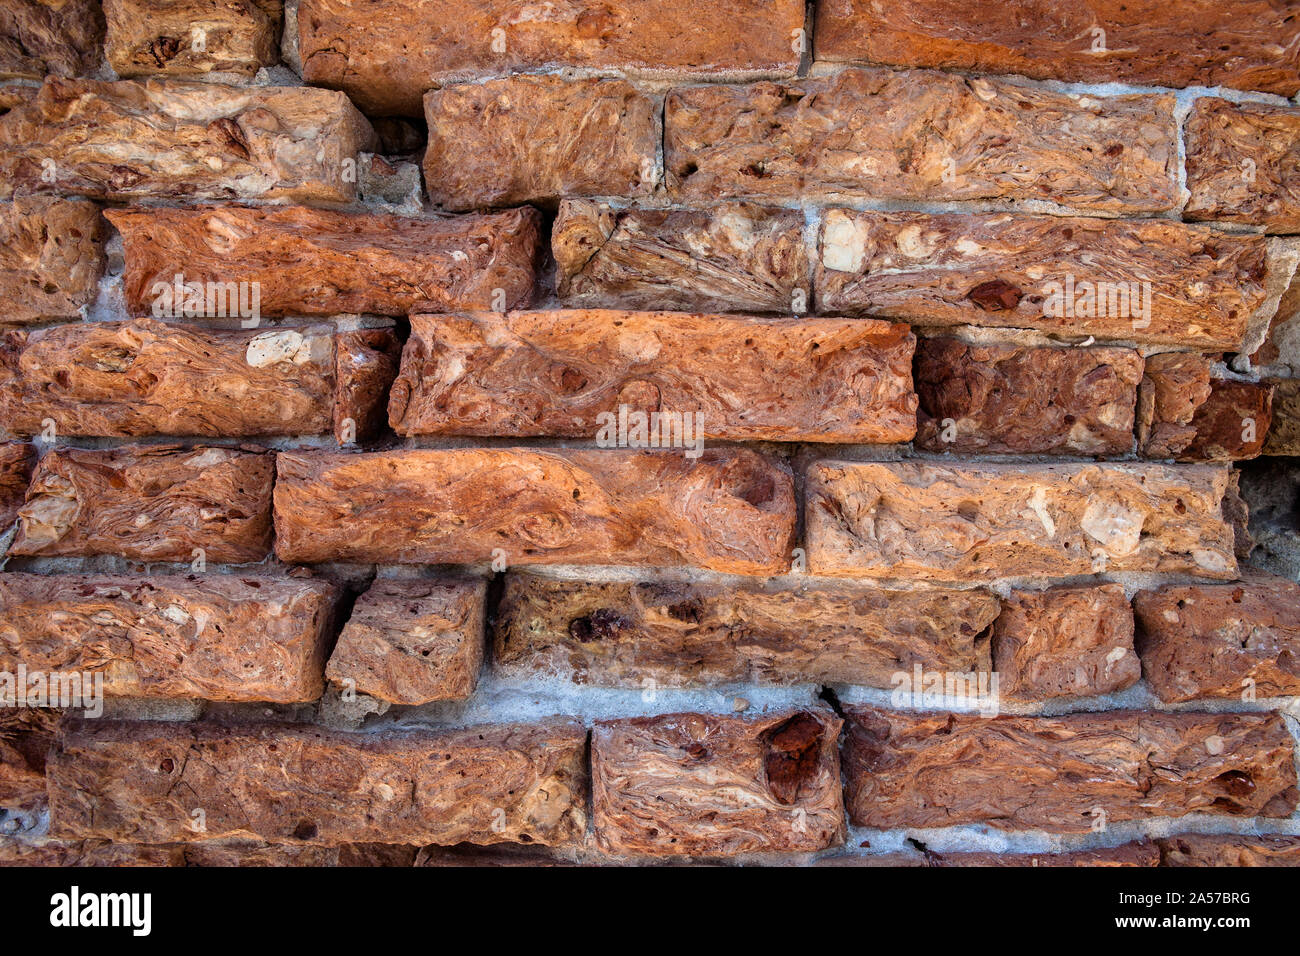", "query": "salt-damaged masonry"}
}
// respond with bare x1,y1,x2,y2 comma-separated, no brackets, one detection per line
3,0,1300,869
